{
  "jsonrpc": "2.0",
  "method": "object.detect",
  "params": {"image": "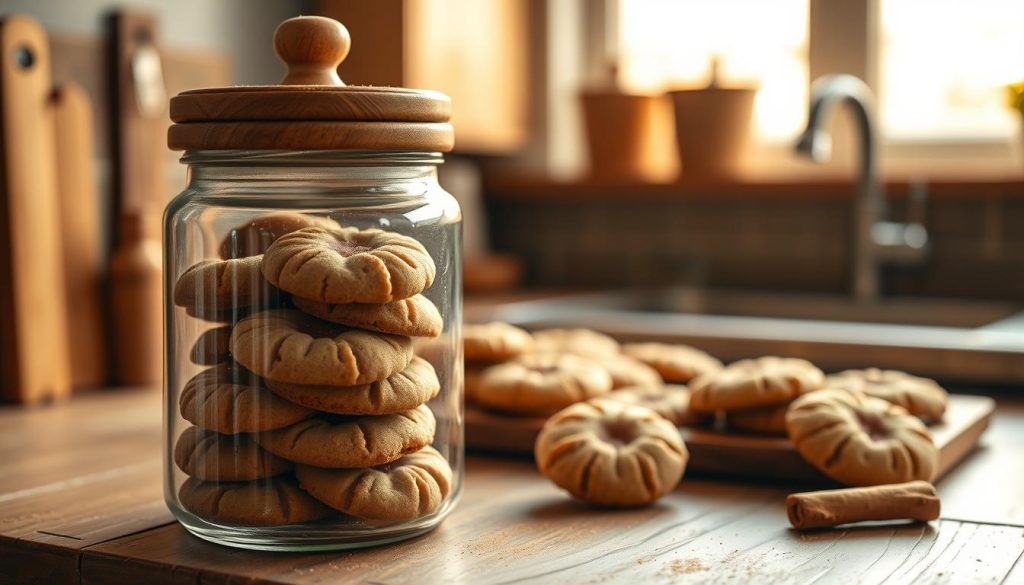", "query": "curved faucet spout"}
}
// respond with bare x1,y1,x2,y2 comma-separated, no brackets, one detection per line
795,74,877,178
793,74,927,302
